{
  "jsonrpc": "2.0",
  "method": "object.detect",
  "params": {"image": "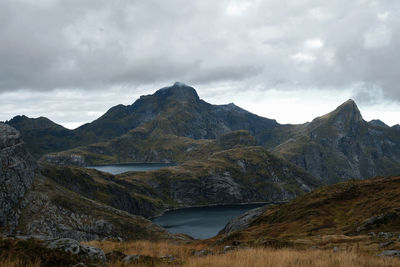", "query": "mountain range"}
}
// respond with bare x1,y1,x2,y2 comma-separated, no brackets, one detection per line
7,82,399,184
